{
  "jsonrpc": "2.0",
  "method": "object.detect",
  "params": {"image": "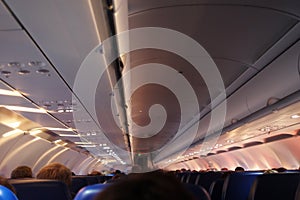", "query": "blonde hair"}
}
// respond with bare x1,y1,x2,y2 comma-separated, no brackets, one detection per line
36,163,72,186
